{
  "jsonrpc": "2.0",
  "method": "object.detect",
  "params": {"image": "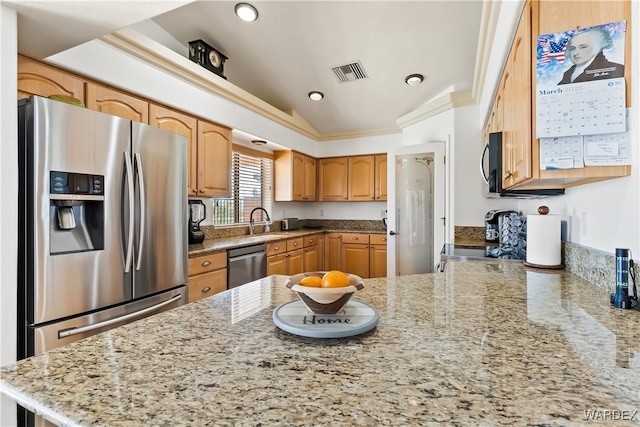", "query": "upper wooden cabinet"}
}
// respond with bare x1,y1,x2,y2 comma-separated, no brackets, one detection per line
348,156,375,201
197,121,232,198
487,0,631,191
319,154,387,201
274,151,316,201
86,83,149,123
17,56,85,101
375,154,387,201
318,157,349,201
149,104,198,196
